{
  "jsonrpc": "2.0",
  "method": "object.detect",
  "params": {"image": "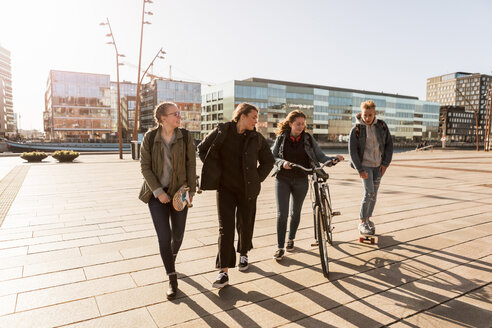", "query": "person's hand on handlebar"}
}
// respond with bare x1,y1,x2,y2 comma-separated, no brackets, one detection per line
283,161,293,170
